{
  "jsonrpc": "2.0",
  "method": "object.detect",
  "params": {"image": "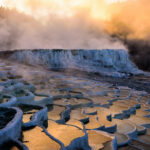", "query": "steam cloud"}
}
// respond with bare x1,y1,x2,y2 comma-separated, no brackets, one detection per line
106,0,150,70
0,7,125,50
0,0,150,70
